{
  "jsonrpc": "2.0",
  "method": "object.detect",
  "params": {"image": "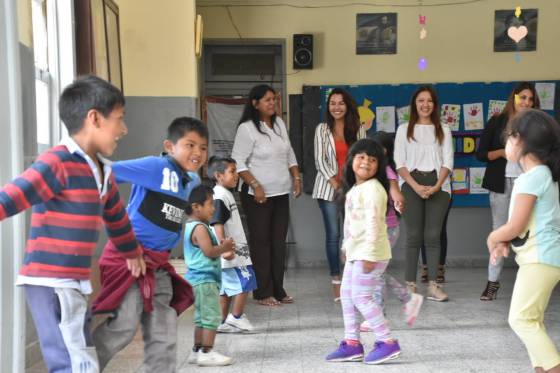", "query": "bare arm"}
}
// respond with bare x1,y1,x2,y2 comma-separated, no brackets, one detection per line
488,193,536,248
191,224,234,258
389,179,404,213
487,149,506,161
290,165,302,198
